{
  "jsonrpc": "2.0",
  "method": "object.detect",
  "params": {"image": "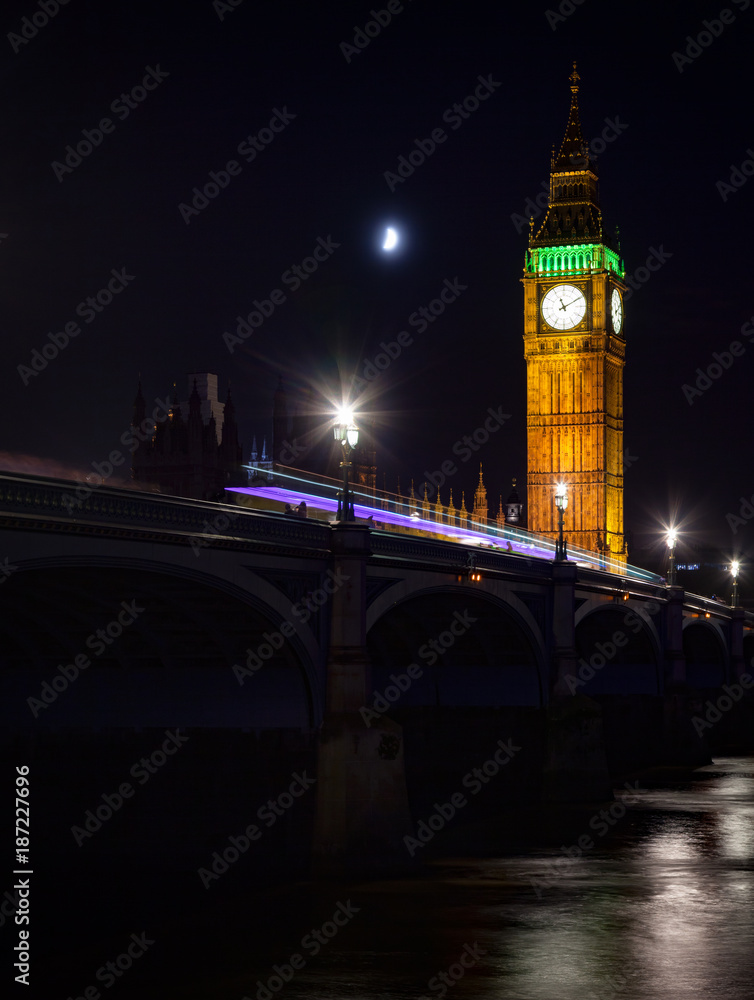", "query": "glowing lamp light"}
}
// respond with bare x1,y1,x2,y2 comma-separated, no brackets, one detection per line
333,407,359,449
666,526,678,586
333,406,354,437
731,560,740,607
554,482,568,511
